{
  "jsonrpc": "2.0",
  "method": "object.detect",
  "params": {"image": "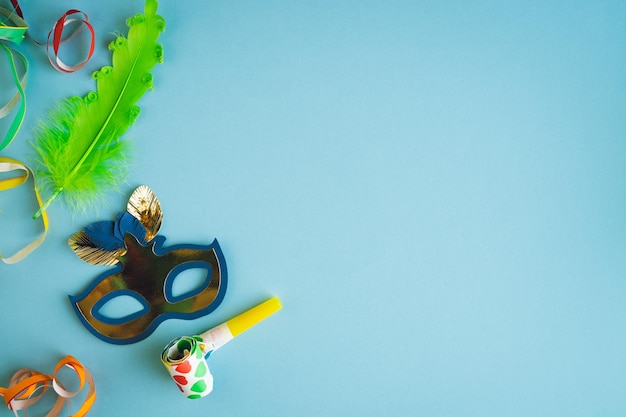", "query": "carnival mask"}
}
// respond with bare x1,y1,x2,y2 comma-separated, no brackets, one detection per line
68,185,227,344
